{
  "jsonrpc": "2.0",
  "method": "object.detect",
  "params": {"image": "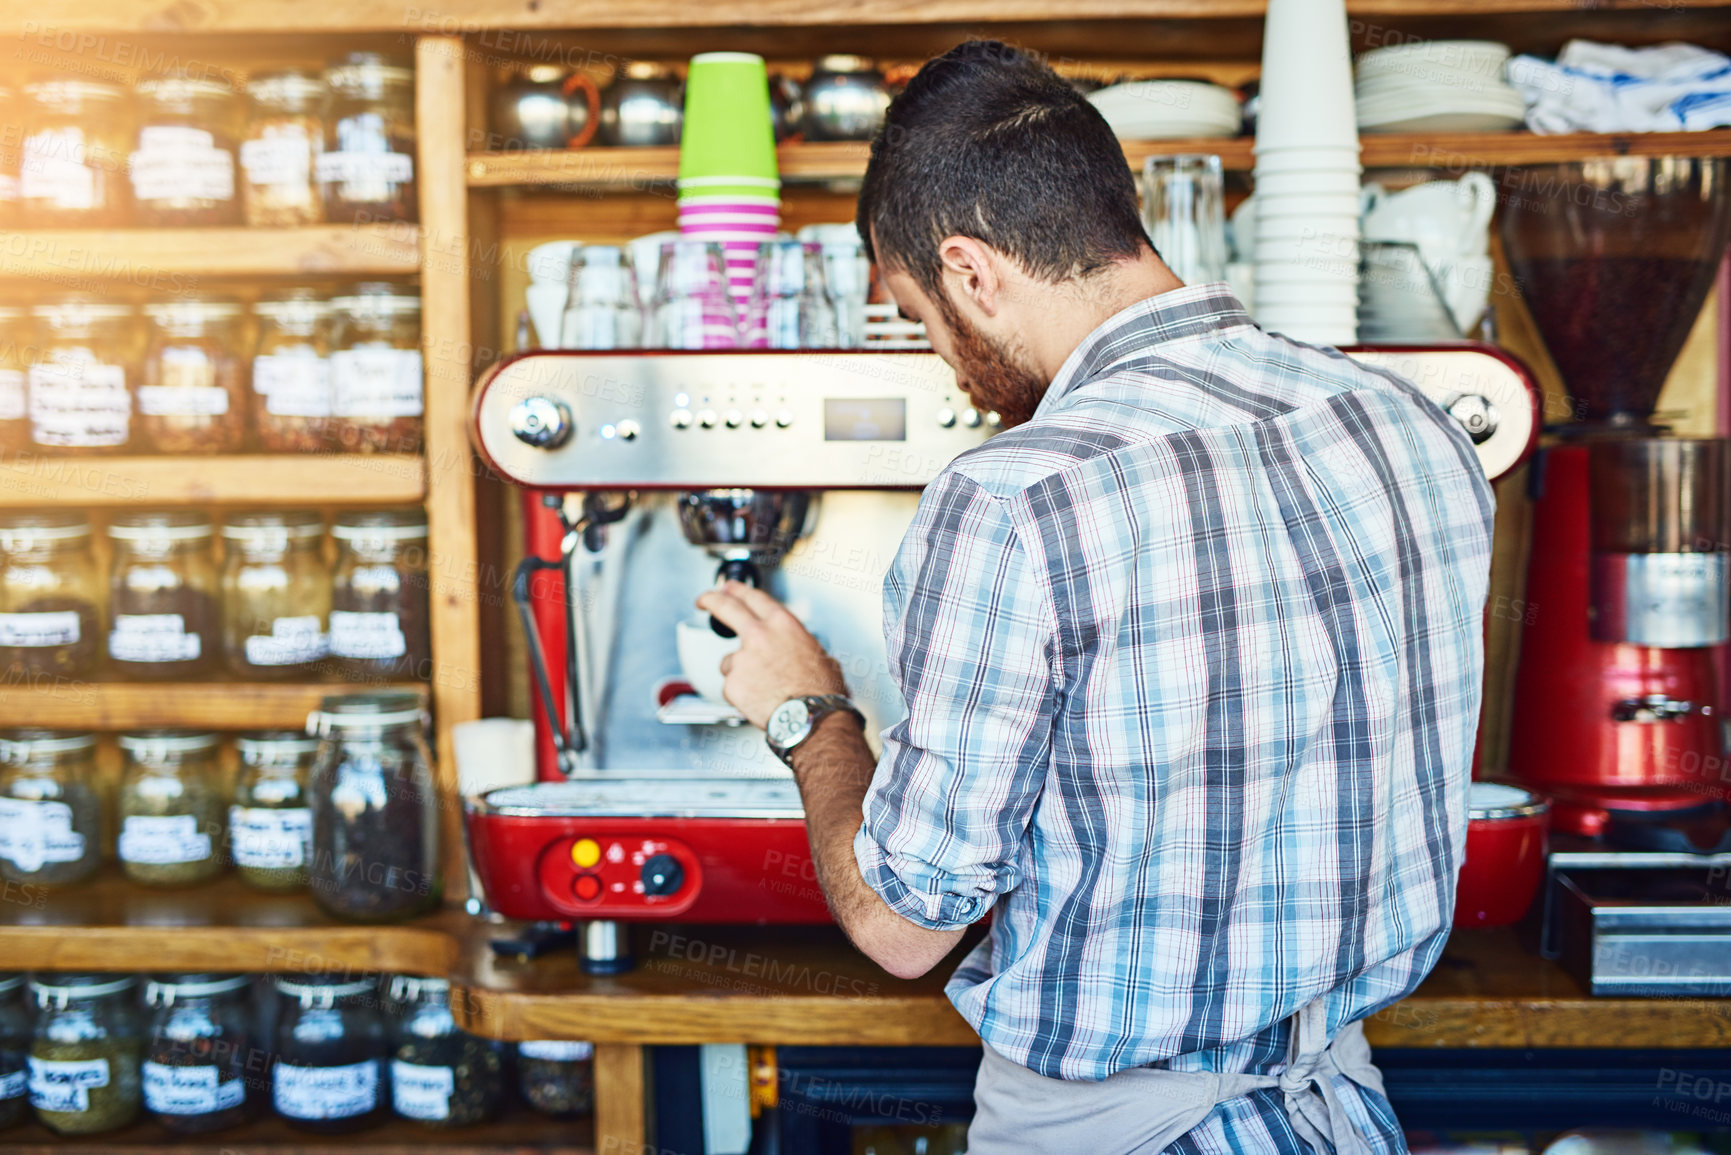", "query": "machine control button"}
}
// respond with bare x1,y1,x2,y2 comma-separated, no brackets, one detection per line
775,409,794,428
572,874,602,902
936,406,957,428
571,838,601,868
616,419,641,441
985,411,1003,428
641,853,684,897
724,409,744,429
962,408,982,428
509,397,573,449
749,409,769,428
670,408,693,429
697,409,718,429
